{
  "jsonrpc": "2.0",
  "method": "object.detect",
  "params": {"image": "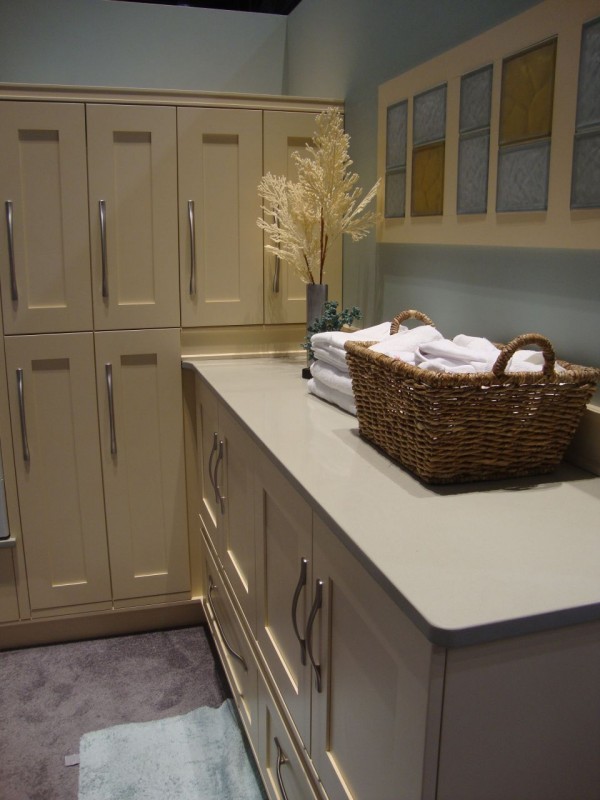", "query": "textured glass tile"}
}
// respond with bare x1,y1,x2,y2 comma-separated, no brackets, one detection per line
411,142,445,216
385,169,406,218
576,17,600,129
496,140,550,212
499,38,557,145
386,100,408,169
571,131,600,208
460,65,493,133
457,132,490,214
413,84,447,146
